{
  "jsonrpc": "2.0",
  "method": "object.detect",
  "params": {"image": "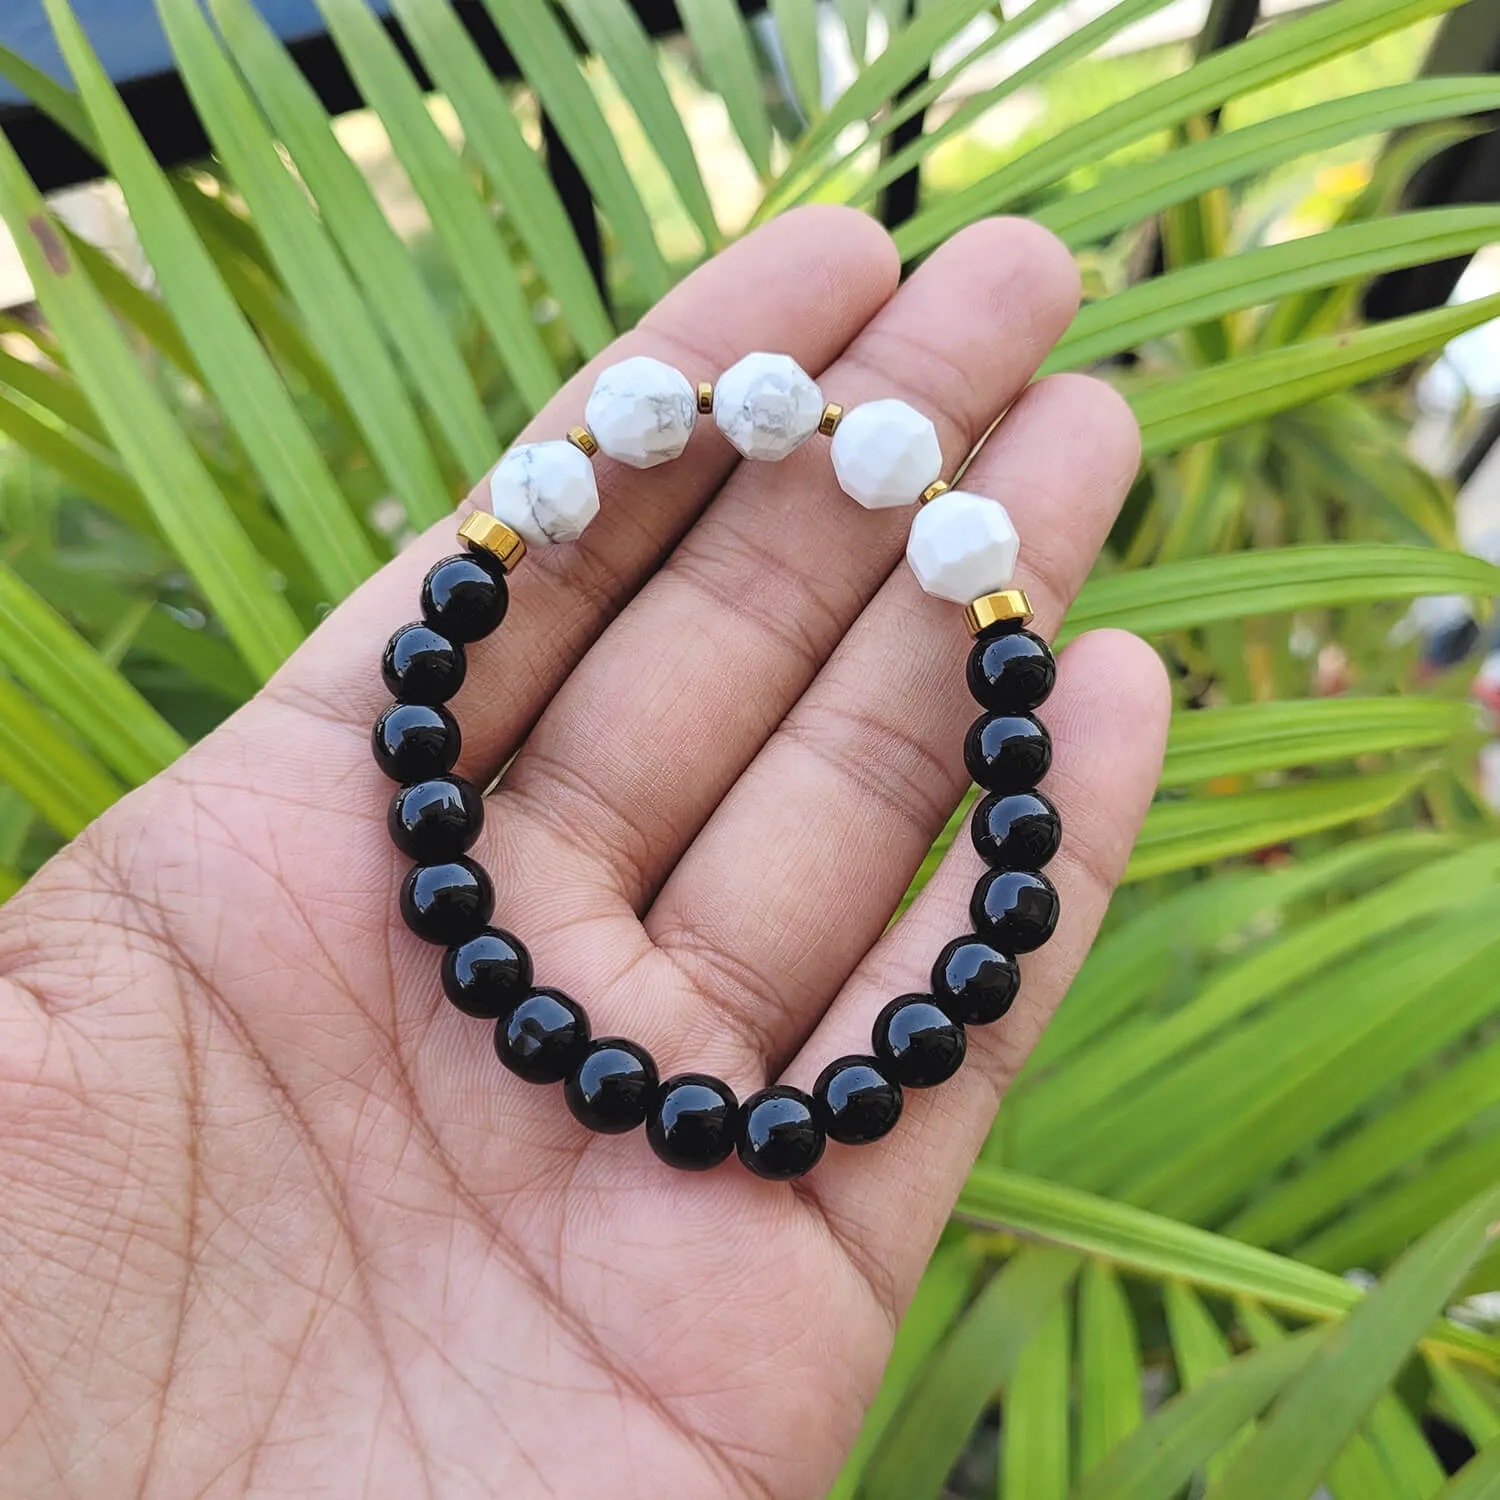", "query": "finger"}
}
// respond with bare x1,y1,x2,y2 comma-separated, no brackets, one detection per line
643,373,1141,1071
495,219,1080,915
789,629,1169,1307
